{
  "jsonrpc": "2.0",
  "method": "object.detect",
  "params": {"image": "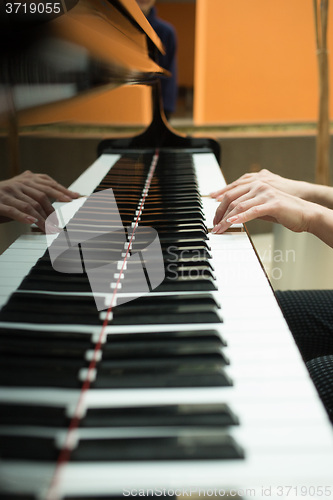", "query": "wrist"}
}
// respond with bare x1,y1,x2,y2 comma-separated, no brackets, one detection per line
307,202,326,237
